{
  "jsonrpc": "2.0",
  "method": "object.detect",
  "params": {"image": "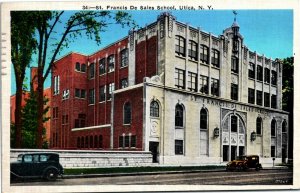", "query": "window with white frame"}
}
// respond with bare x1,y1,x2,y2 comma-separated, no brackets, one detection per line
188,40,198,60
108,55,115,72
120,48,128,67
99,58,106,75
175,68,185,89
187,72,197,92
175,35,186,57
108,83,115,100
